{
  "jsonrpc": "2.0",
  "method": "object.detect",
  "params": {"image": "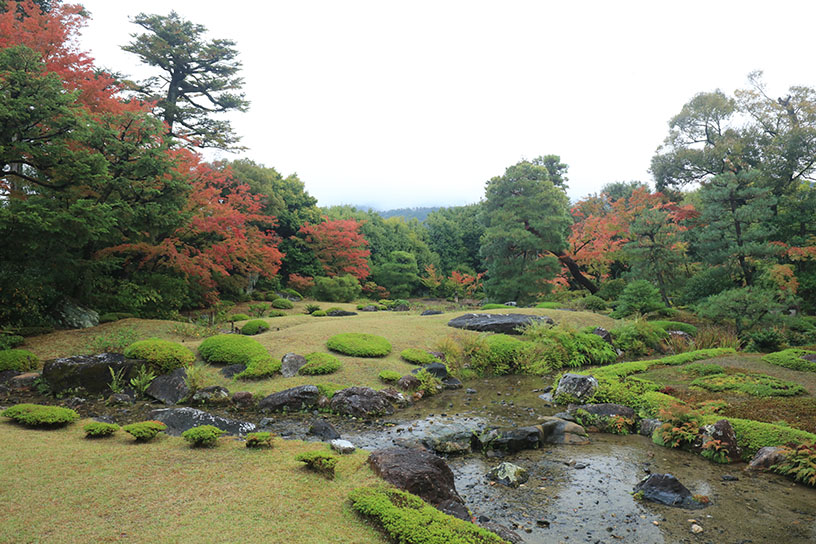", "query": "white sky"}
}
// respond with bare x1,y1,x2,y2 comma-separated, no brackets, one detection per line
74,0,816,210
